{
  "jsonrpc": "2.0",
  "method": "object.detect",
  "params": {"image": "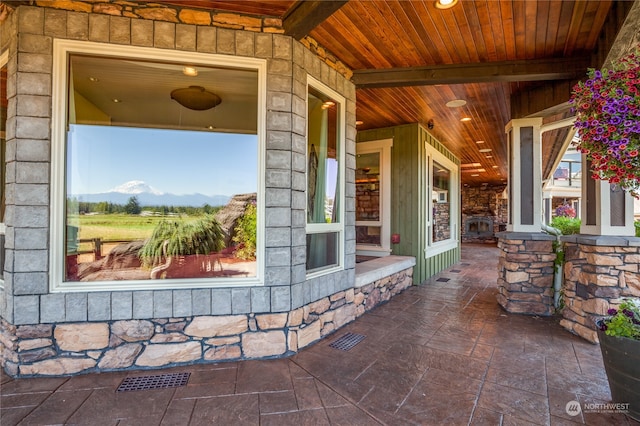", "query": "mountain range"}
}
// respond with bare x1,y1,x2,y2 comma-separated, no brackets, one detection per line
71,180,230,207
